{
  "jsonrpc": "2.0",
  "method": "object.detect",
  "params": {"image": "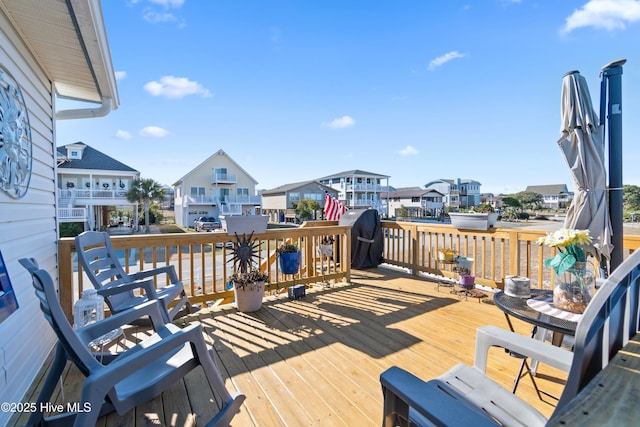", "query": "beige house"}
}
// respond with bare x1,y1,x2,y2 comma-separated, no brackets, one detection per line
0,1,118,422
173,149,262,228
261,180,337,223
